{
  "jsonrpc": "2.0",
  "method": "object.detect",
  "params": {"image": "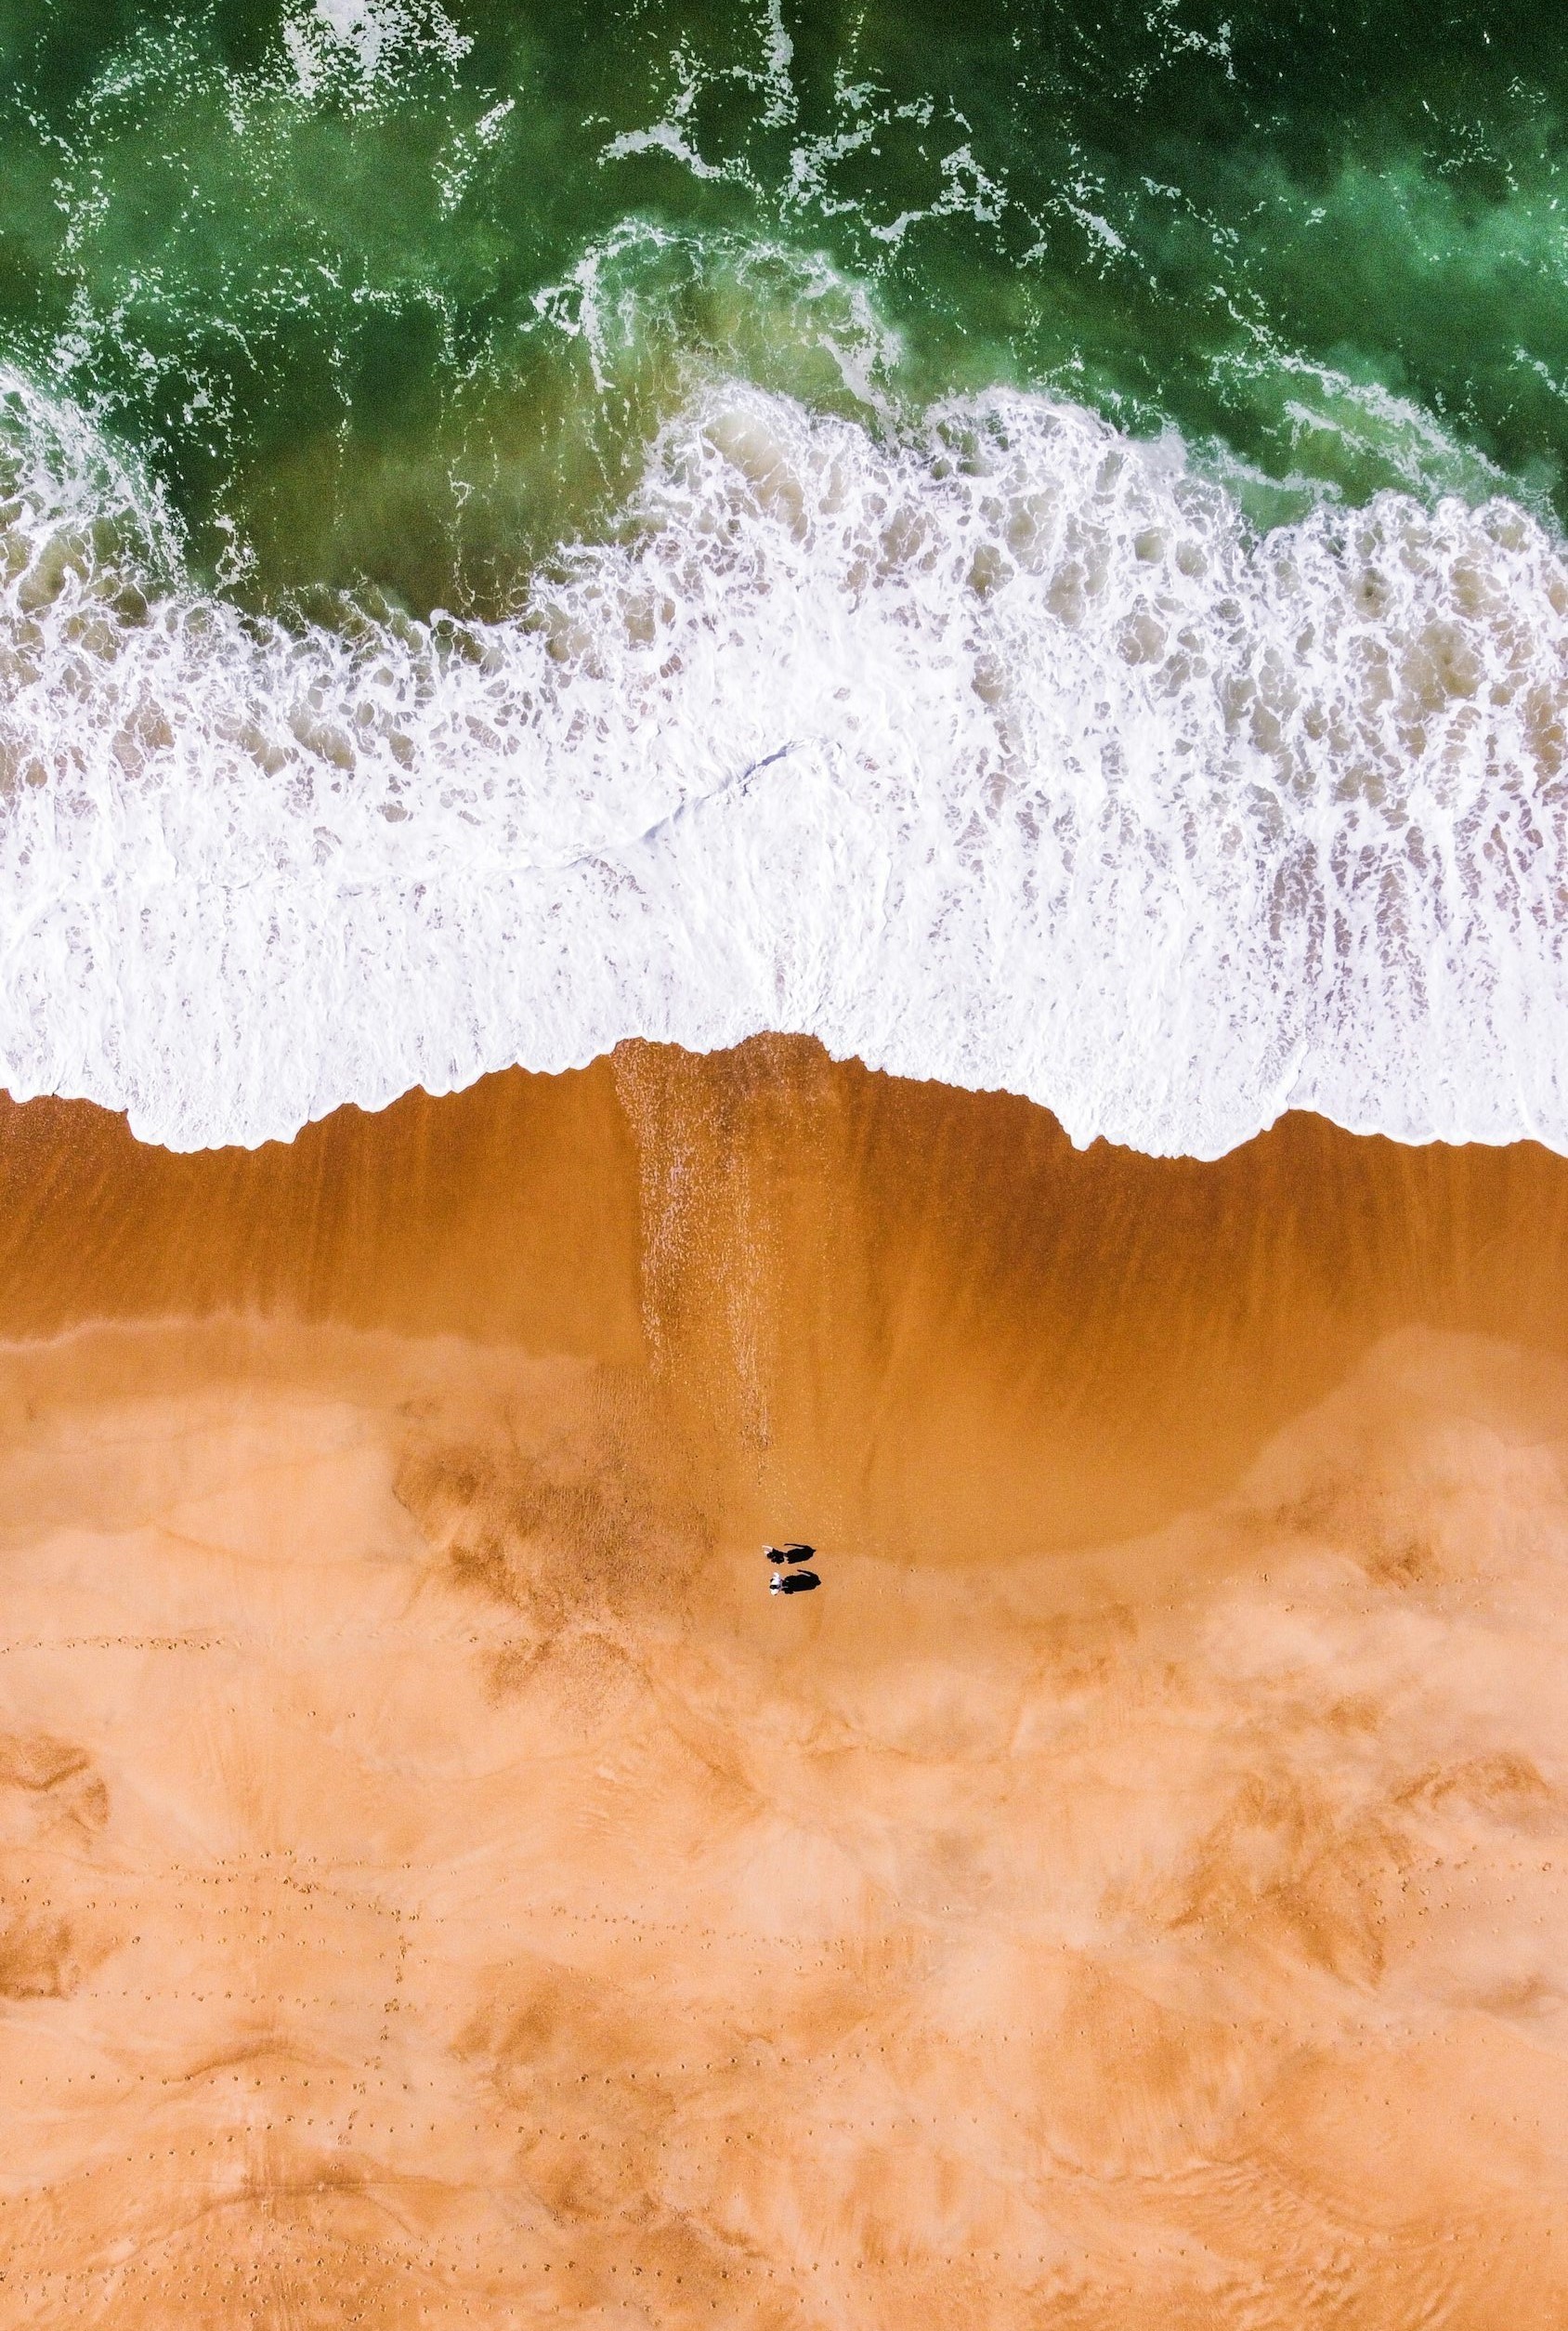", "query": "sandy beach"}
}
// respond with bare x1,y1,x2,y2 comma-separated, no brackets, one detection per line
0,1041,1563,2325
